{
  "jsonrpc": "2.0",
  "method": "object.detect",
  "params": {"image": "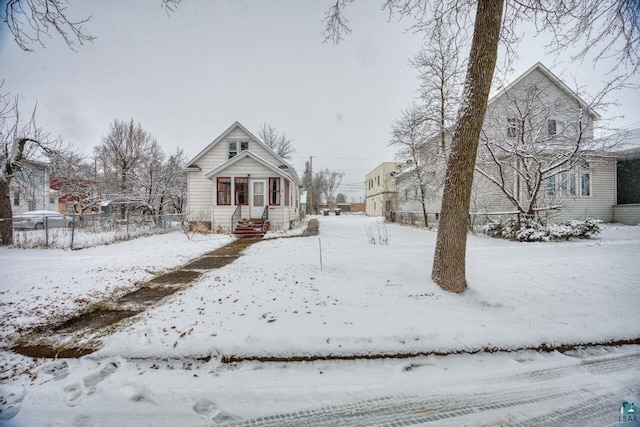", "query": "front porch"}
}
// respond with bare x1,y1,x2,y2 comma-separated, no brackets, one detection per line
231,205,270,237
